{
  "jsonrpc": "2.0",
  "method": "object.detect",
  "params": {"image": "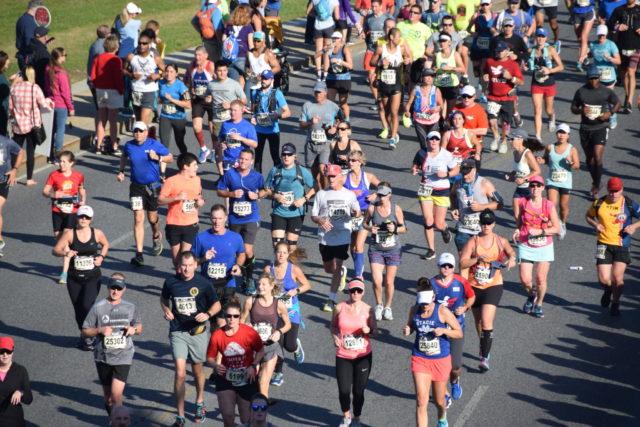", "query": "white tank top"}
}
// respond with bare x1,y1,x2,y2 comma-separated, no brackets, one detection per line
513,148,531,189
130,52,158,92
248,52,270,76
381,44,403,67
